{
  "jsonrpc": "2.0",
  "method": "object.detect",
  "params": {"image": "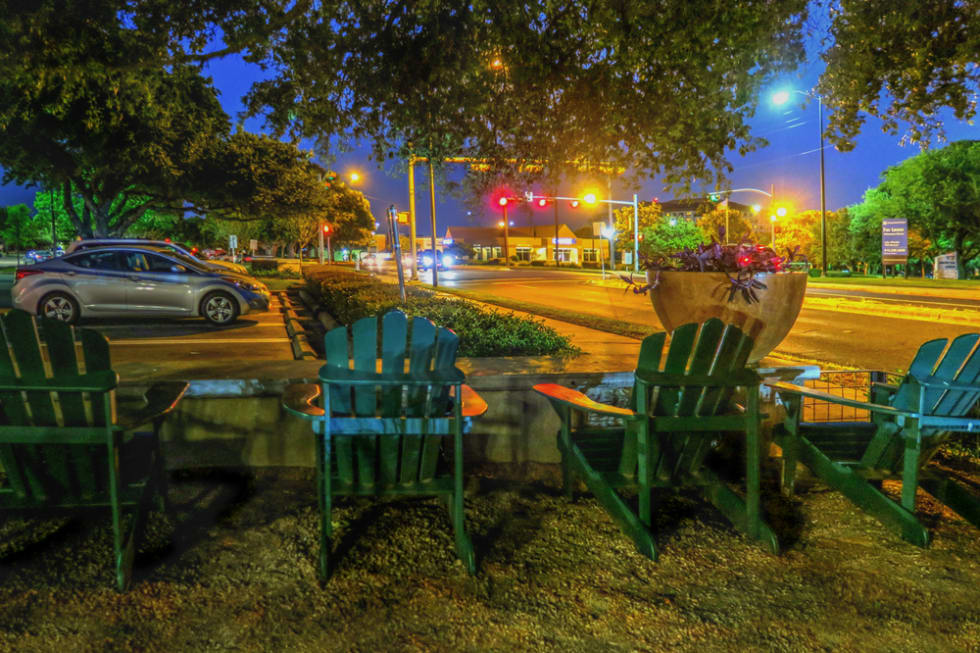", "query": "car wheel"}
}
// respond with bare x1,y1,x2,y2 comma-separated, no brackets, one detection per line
37,291,80,325
201,291,239,326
